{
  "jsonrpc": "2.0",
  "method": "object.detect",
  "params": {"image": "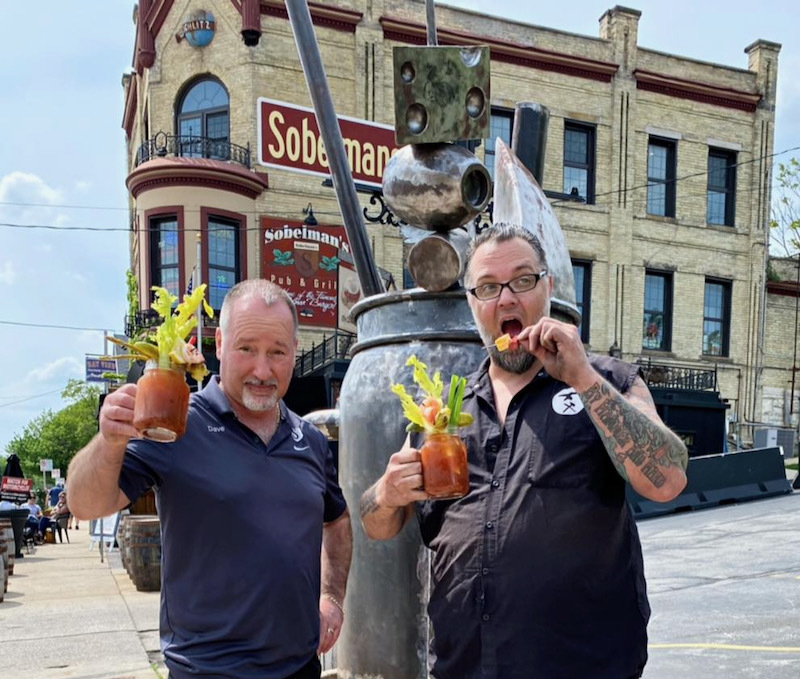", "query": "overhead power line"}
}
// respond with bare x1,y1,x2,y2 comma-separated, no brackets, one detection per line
0,320,117,333
0,387,66,409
